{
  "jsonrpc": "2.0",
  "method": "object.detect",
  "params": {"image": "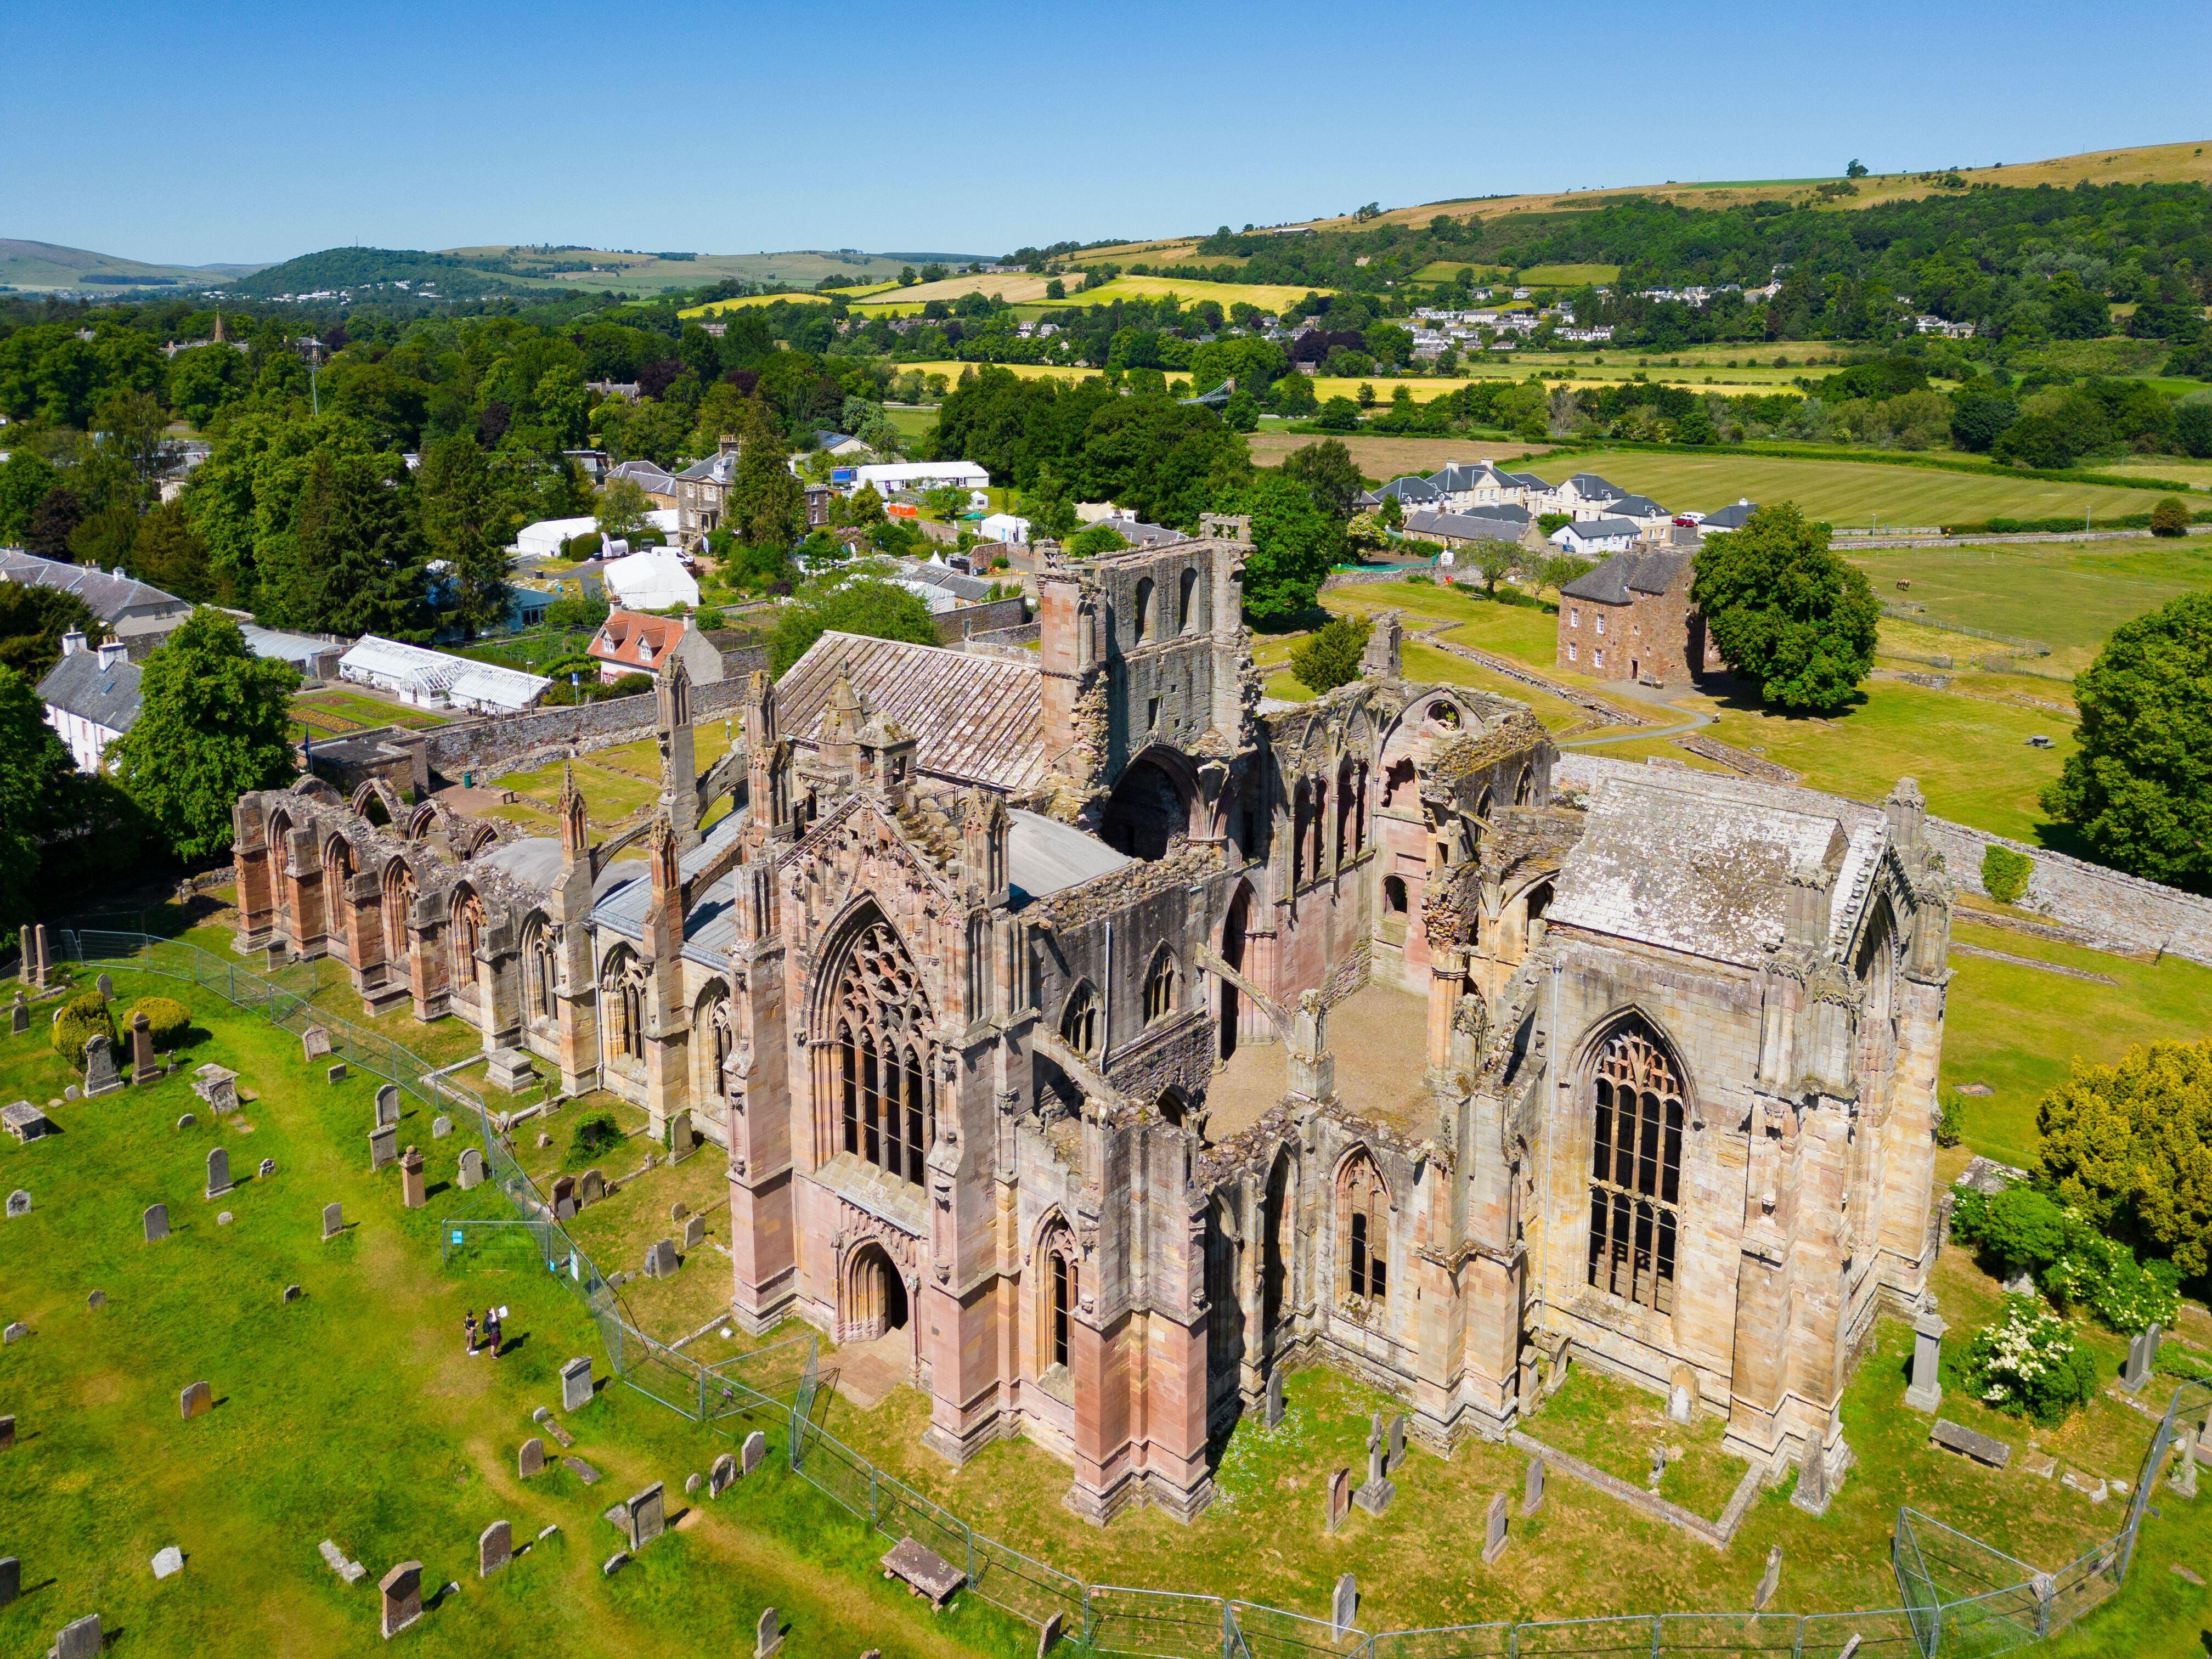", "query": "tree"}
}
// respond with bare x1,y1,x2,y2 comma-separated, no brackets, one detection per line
417,436,513,637
0,452,58,544
1465,537,1521,595
1045,279,1066,301
1991,412,2085,470
922,483,967,523
1280,439,1364,521
1288,616,1371,694
110,608,298,861
131,500,215,602
1222,389,1260,432
1221,473,1341,627
2150,496,2188,538
766,577,939,675
0,581,99,682
0,667,80,933
594,475,654,540
1690,502,1878,713
545,591,610,631
1316,397,1361,432
2035,1039,2212,1278
67,501,139,571
26,486,83,558
1068,523,1128,558
94,388,171,497
1846,159,1869,179
270,450,430,637
2040,590,2212,888
727,401,806,548
2177,401,2212,459
1023,465,1080,541
1536,554,1593,599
